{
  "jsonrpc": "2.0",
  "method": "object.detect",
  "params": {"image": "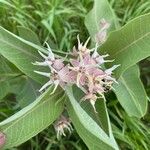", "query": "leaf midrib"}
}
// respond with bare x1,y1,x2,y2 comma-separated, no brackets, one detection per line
111,31,150,57
0,38,40,60
1,92,62,129
120,76,143,115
